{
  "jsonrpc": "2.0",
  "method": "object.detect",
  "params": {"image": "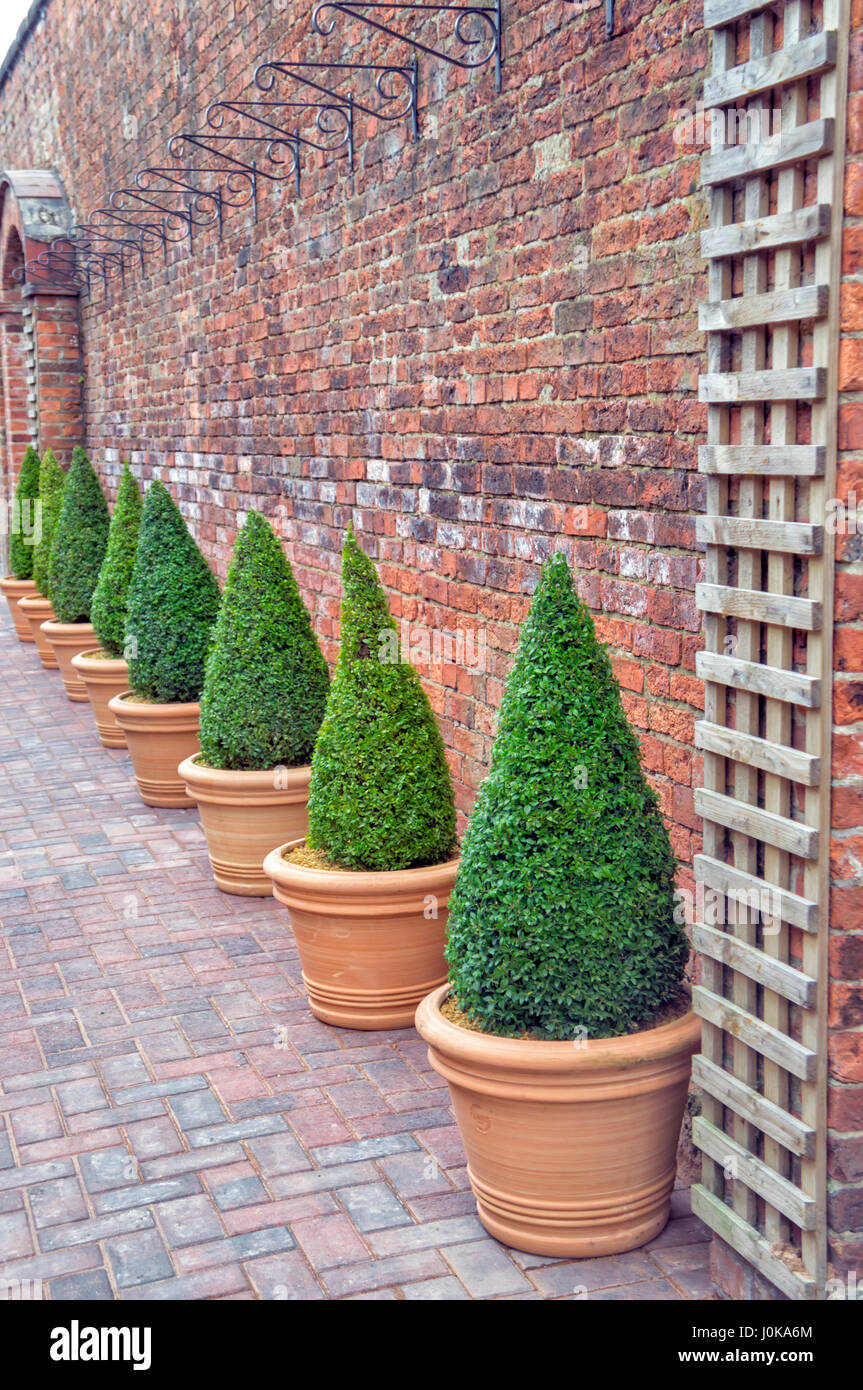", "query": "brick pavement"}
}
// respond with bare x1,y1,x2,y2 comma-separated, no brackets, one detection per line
0,609,711,1300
